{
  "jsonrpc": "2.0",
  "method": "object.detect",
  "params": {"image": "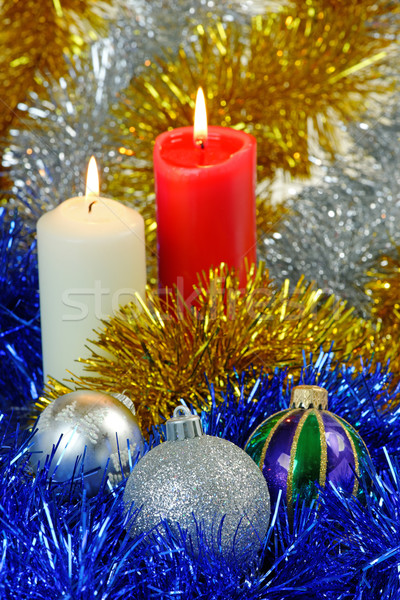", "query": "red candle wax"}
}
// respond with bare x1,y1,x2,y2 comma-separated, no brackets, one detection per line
154,125,257,303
